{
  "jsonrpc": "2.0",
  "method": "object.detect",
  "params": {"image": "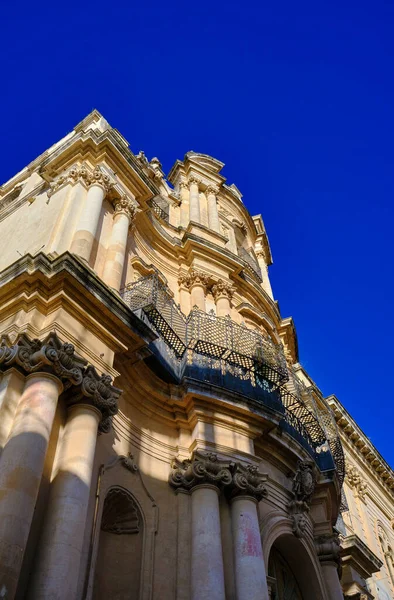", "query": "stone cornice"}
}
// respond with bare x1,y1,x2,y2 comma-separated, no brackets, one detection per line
327,395,394,495
0,332,121,432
